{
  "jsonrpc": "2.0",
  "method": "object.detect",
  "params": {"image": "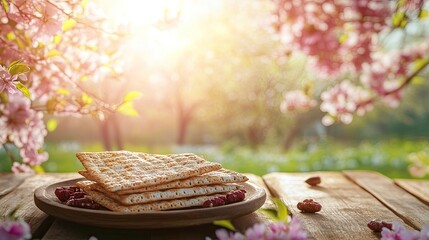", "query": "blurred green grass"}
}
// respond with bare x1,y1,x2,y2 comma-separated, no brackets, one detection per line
1,138,428,179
